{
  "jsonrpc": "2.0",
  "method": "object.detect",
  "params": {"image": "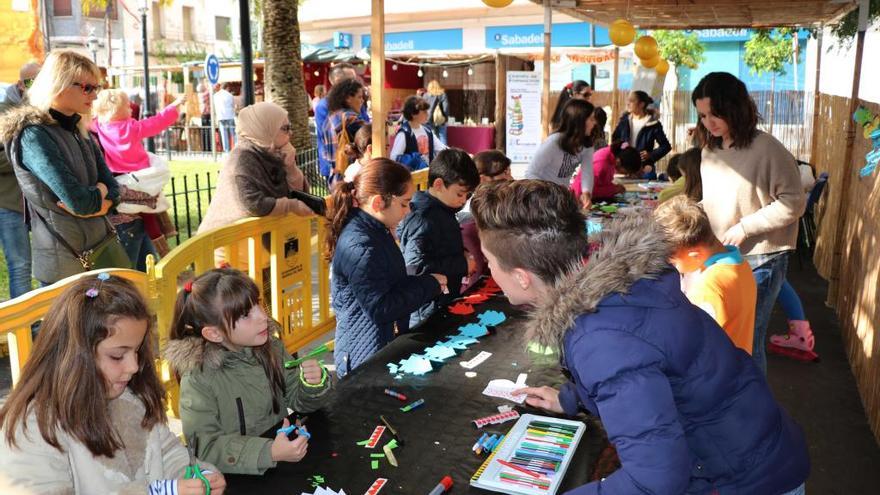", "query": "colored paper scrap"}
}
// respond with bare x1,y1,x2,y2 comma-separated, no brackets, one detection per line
463,292,490,304
477,310,507,326
443,335,479,350
527,341,557,355
424,344,457,362
371,460,379,470
363,478,388,495
364,426,386,448
382,443,398,467
448,302,475,315
398,355,433,375
370,453,386,458
356,440,370,446
482,373,529,404
460,351,492,369
386,439,398,449
386,362,399,374
459,323,489,338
